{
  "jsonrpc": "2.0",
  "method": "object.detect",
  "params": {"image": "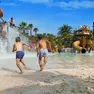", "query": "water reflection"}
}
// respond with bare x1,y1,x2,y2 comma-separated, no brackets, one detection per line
56,52,94,65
